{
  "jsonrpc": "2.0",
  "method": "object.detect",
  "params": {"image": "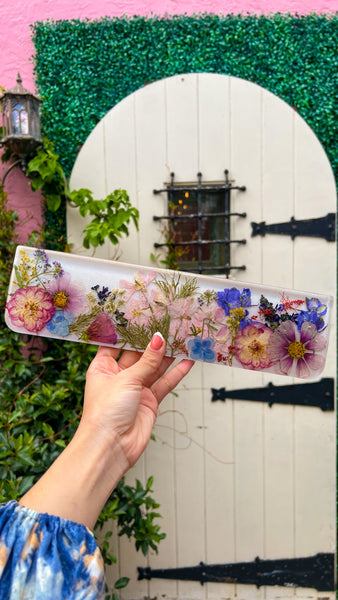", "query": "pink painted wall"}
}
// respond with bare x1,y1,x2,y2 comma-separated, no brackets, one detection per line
1,0,336,242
